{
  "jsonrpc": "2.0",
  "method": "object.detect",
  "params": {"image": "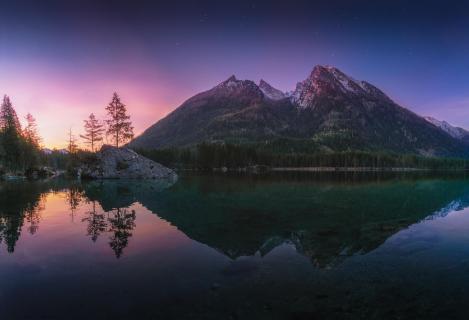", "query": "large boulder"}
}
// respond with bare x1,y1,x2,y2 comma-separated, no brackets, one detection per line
80,145,177,180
